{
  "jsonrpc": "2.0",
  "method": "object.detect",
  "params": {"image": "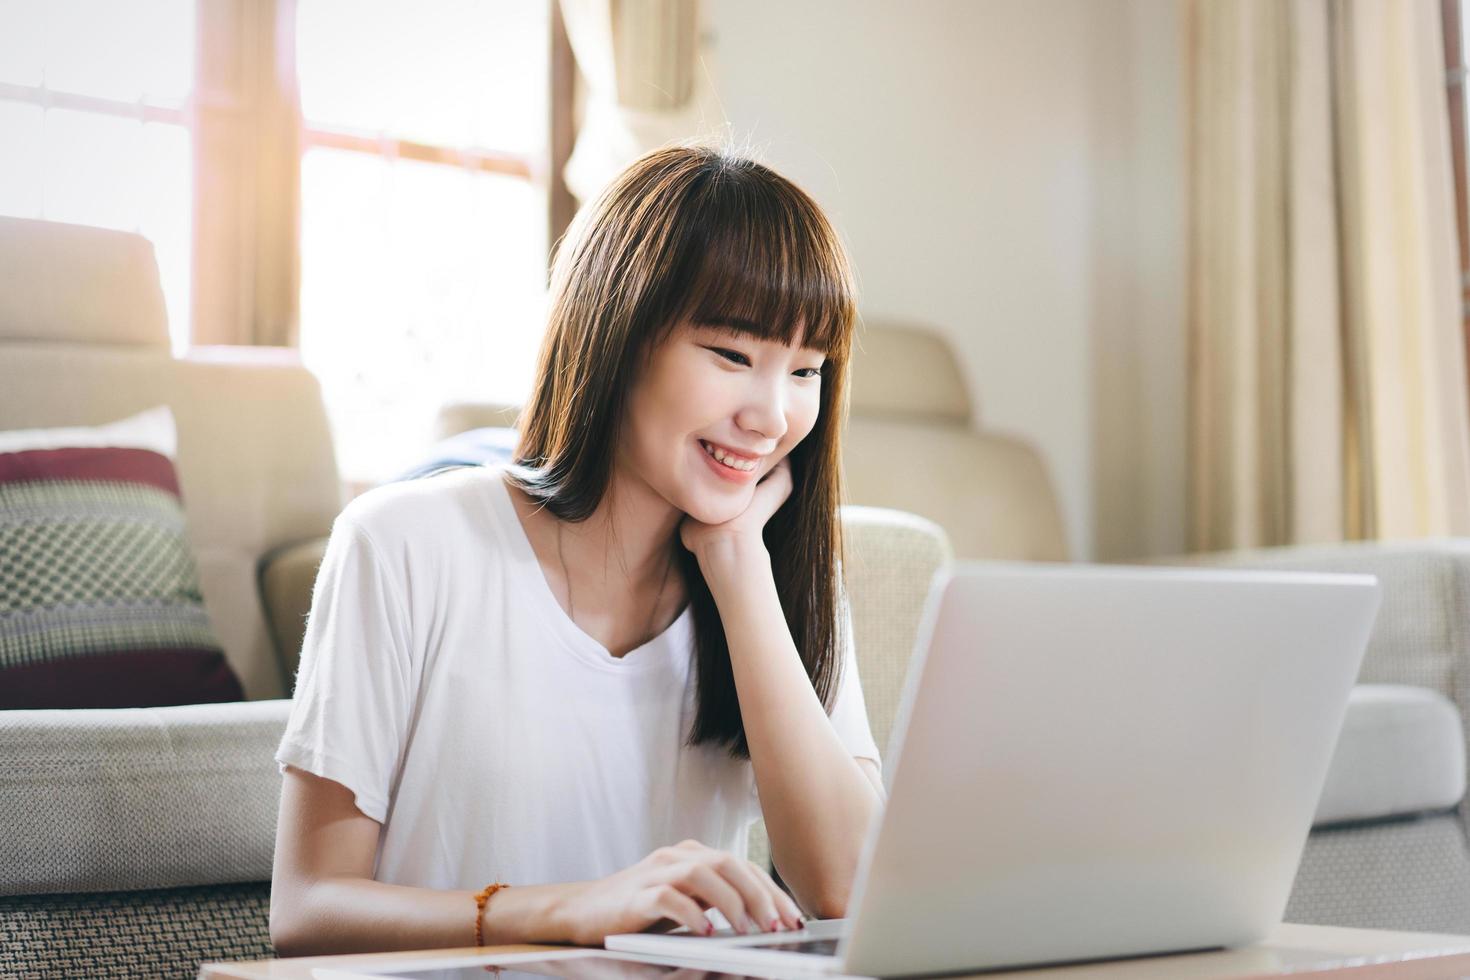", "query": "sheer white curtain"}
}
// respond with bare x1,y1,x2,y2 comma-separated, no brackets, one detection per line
1187,0,1470,551
558,0,706,202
